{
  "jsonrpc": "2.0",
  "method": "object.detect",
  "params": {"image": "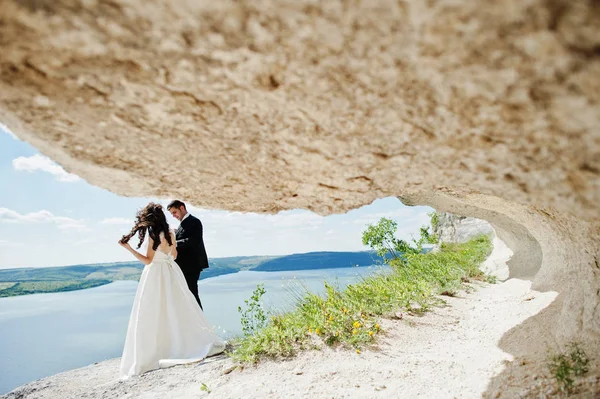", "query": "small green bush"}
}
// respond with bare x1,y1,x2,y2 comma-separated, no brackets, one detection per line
237,284,267,337
548,342,590,393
